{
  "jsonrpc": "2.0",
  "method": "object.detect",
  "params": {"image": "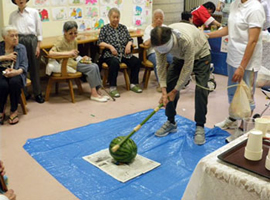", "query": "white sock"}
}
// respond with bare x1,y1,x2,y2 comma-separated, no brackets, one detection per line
110,86,116,92
130,84,136,88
